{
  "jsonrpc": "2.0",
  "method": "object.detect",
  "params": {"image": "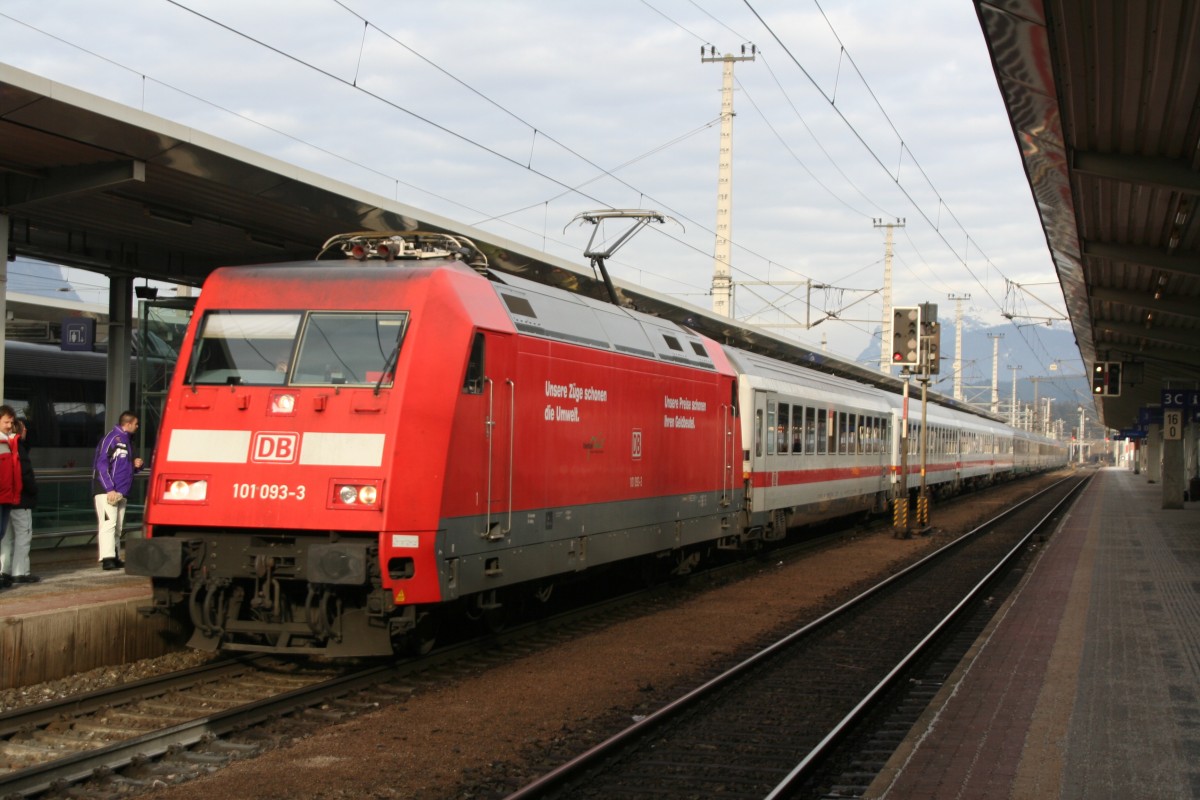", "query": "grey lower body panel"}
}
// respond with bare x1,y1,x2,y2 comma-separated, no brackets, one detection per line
435,490,741,600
